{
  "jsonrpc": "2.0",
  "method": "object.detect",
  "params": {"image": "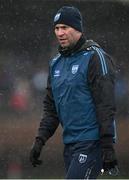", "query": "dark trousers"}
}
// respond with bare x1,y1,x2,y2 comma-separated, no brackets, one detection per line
63,140,102,179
